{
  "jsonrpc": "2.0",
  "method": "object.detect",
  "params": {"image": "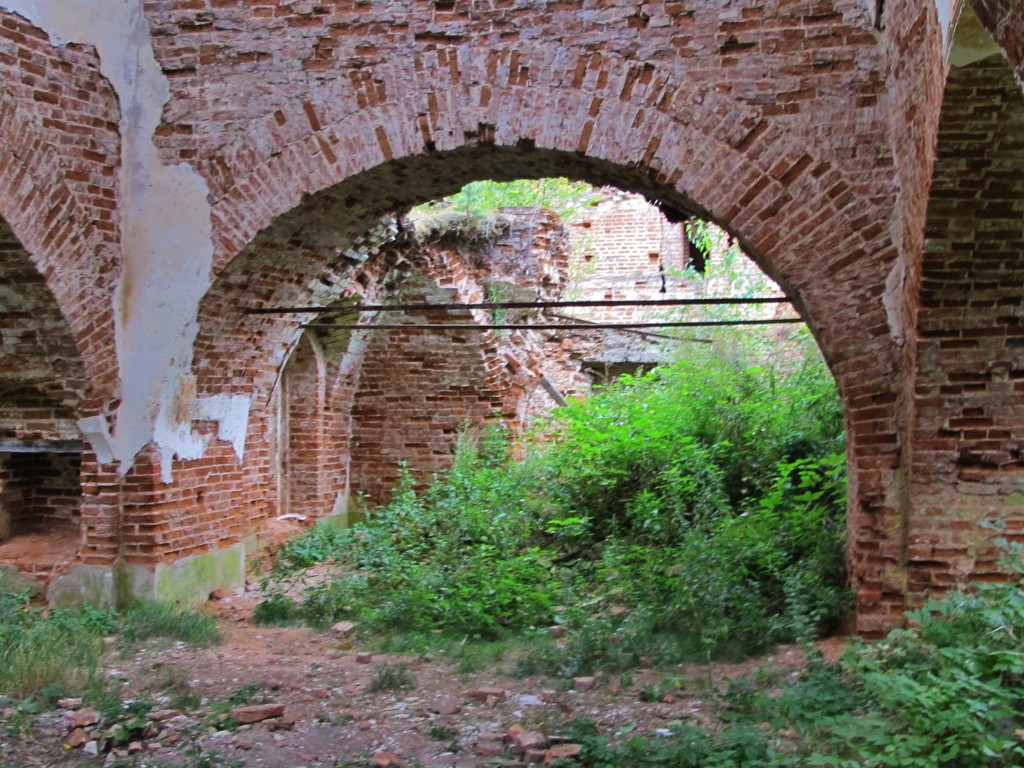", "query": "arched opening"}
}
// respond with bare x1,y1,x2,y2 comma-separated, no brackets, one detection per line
184,132,904,630
278,332,328,519
0,218,89,587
